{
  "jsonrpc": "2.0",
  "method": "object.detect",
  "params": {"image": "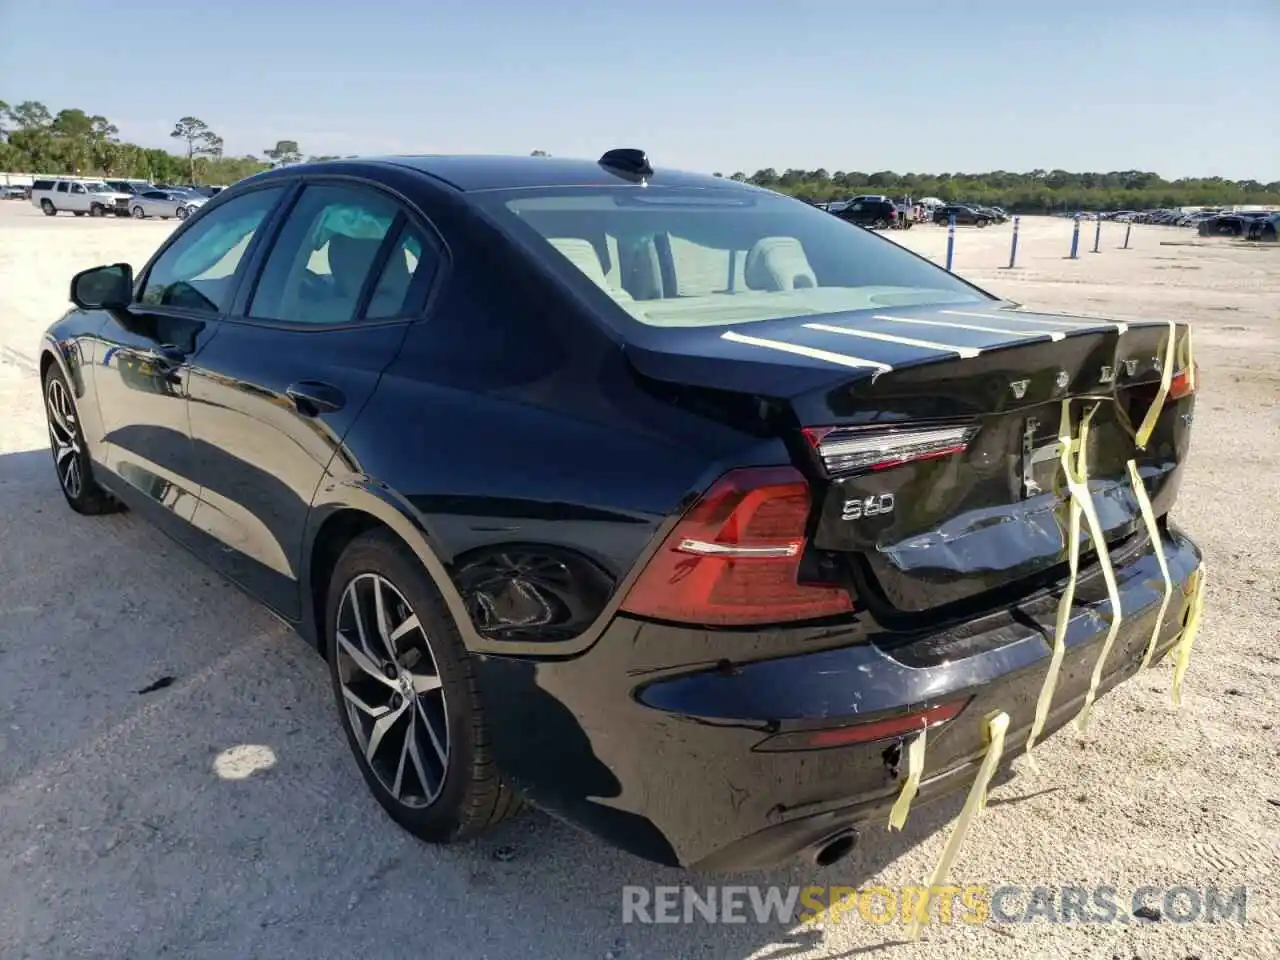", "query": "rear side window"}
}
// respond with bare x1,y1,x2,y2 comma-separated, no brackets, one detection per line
248,184,404,325
140,187,285,313
365,224,438,320
56,182,68,193
474,187,987,330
